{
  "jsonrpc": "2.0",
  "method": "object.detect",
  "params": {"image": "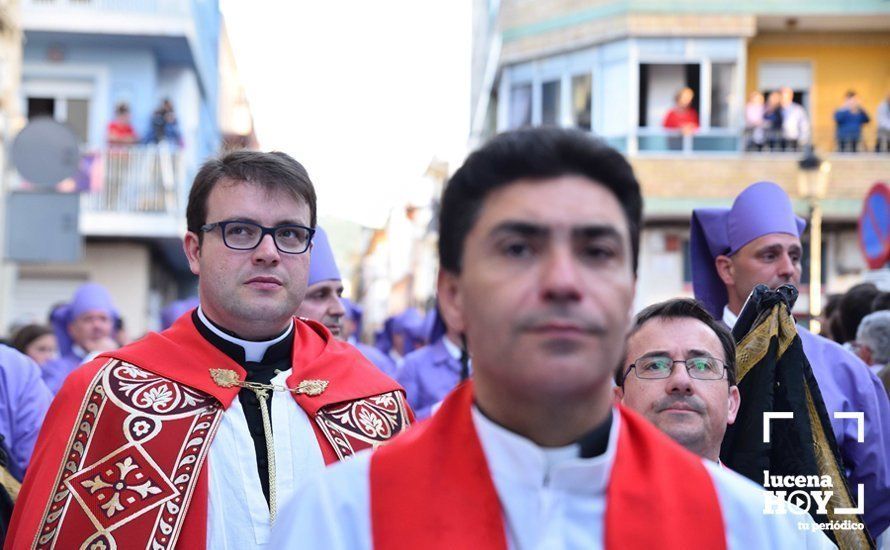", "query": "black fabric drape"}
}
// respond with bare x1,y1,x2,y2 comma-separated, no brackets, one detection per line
721,284,873,549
